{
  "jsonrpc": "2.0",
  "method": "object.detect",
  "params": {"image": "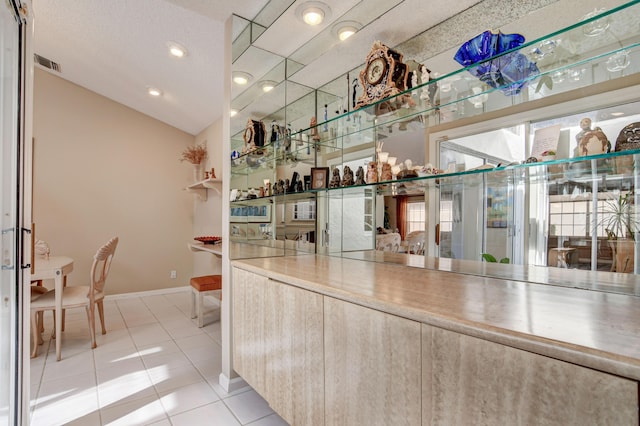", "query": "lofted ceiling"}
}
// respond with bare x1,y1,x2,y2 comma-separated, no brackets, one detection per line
31,0,270,136
32,0,487,136
32,0,586,137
